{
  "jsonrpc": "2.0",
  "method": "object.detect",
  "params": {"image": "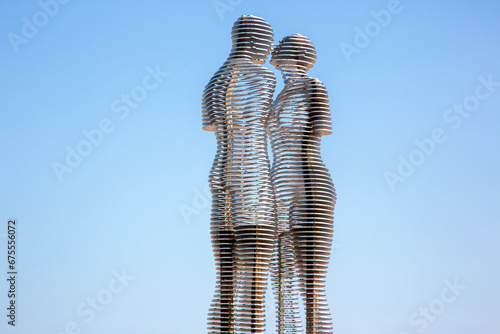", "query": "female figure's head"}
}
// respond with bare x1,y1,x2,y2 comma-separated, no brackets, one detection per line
270,34,316,71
